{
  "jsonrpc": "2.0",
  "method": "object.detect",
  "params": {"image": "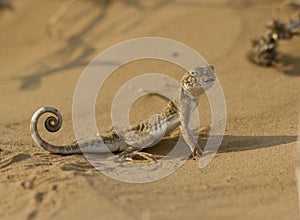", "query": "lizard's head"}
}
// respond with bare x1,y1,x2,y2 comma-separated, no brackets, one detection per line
181,65,216,96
